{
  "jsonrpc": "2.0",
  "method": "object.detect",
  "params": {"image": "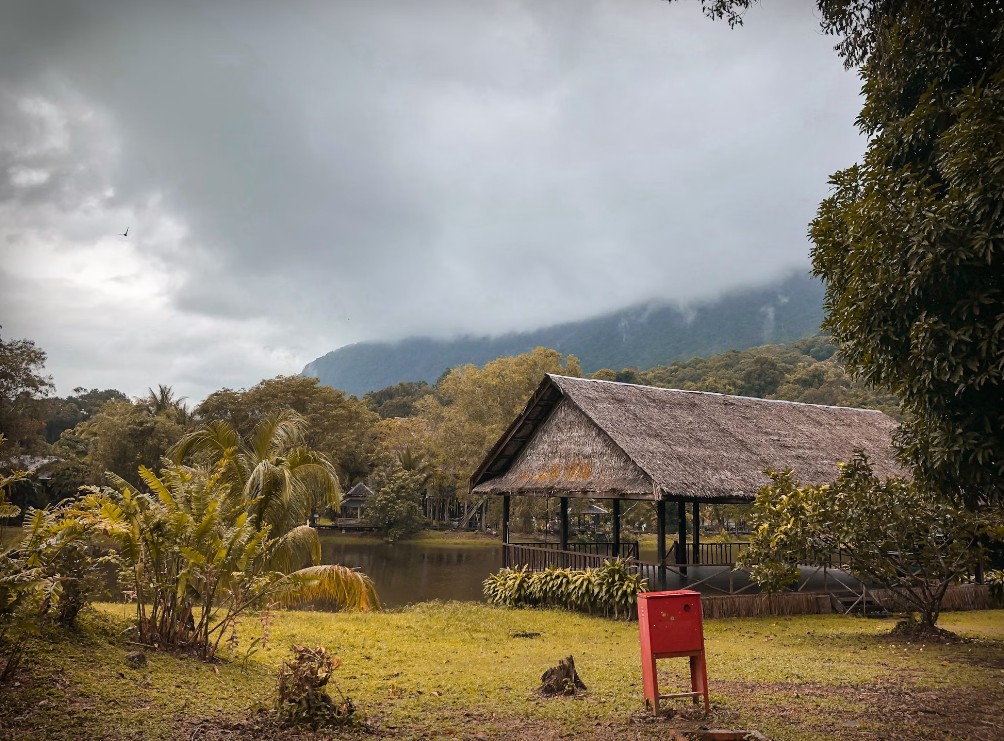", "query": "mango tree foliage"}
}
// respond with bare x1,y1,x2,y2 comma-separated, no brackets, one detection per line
739,454,986,628
57,399,187,489
809,2,1004,503
678,4,1004,503
417,348,582,497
